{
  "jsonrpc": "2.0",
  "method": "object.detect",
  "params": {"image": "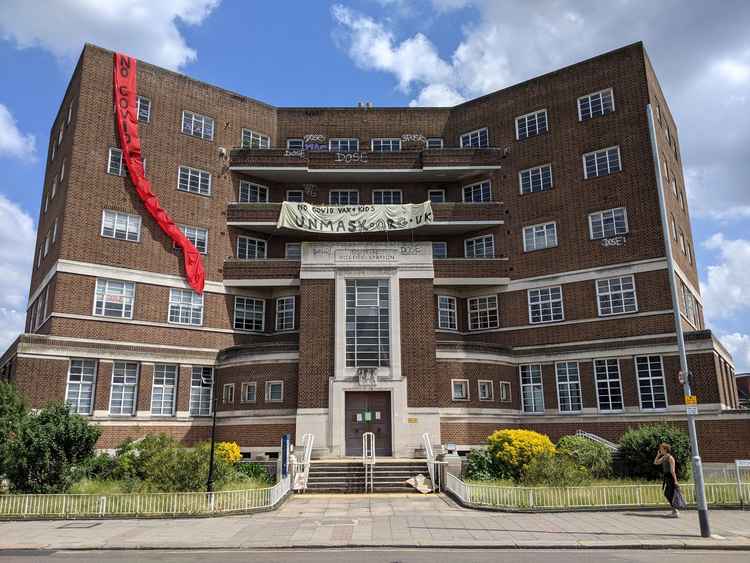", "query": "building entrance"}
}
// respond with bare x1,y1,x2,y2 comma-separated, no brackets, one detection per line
344,391,392,456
